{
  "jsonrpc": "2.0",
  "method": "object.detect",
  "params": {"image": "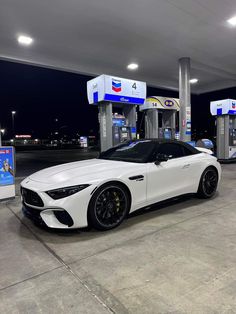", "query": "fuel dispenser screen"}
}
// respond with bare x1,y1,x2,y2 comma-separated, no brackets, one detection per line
112,118,125,127
163,129,172,139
